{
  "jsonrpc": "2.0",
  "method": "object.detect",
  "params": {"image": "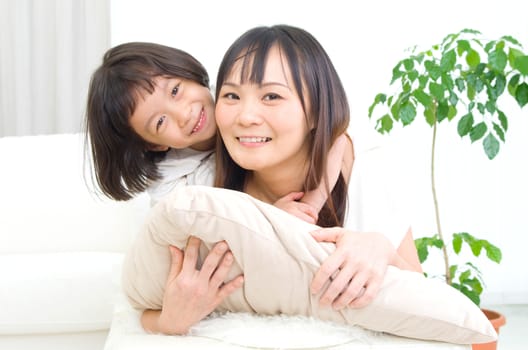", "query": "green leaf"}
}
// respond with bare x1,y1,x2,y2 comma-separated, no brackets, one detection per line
493,73,506,97
452,234,462,253
455,77,465,92
447,105,457,121
498,110,508,132
477,102,486,114
485,100,496,114
515,82,528,107
425,60,442,80
493,122,505,142
457,39,470,54
508,74,520,96
399,102,417,125
403,58,414,71
414,236,443,263
469,122,487,142
514,55,528,75
440,49,456,72
368,93,387,118
457,113,474,136
437,100,449,122
489,49,508,72
466,49,480,68
483,133,500,160
424,107,435,126
485,244,503,263
502,35,522,47
429,82,445,100
376,114,393,134
412,89,433,108
390,62,404,84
